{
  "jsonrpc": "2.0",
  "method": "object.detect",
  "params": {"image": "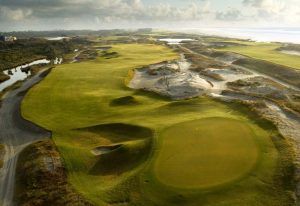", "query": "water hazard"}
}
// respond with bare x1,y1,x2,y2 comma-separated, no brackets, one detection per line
0,58,62,92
